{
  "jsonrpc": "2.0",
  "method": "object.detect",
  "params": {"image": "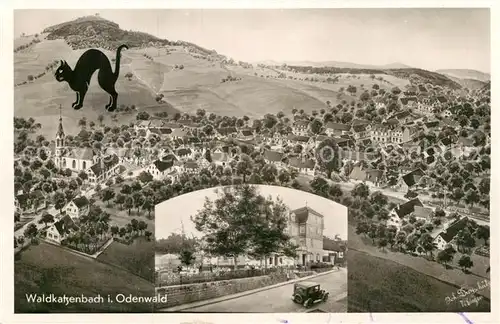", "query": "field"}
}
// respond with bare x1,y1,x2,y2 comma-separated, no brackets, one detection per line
348,225,490,295
15,242,155,312
347,249,490,312
97,237,155,282
14,37,414,135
